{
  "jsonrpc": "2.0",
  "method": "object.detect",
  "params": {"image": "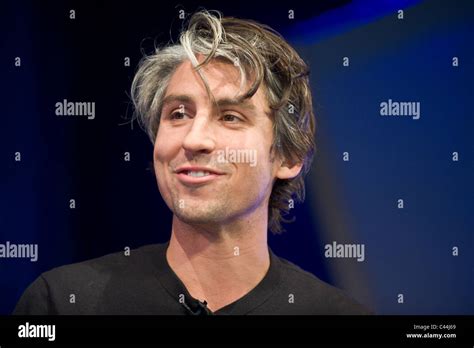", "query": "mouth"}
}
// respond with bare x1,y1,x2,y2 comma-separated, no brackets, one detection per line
174,166,225,185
